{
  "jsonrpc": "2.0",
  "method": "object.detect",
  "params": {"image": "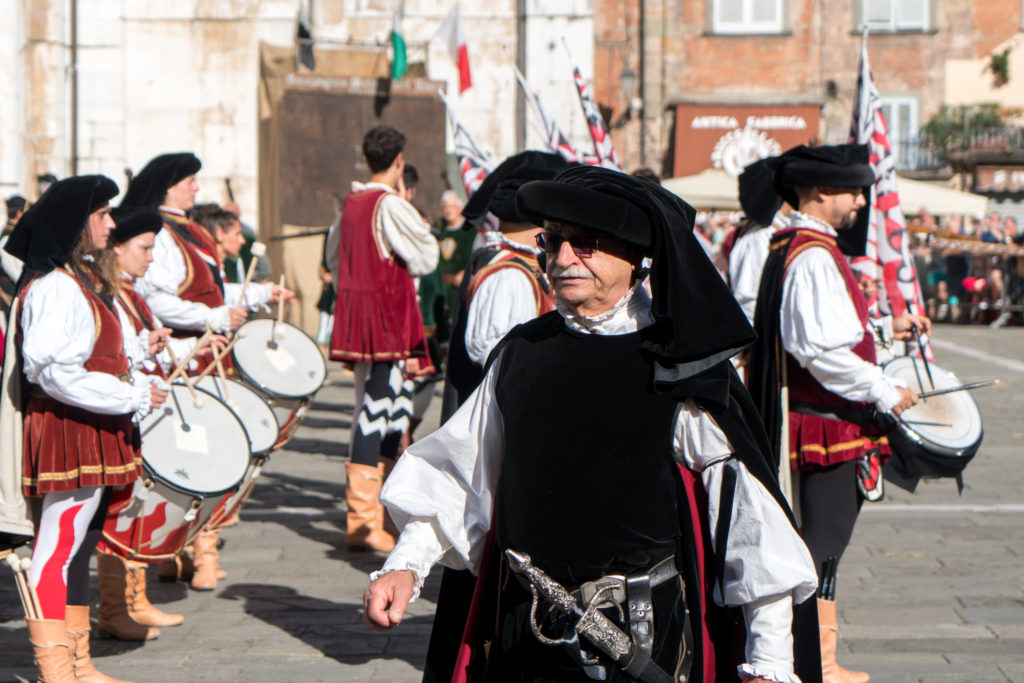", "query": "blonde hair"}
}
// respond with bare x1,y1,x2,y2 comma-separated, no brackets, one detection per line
70,228,121,298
